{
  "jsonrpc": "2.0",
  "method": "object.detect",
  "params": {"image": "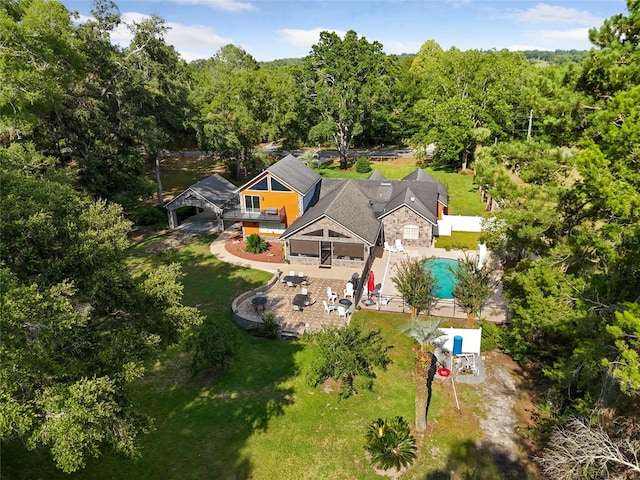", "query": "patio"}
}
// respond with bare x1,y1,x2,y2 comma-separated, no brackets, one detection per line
234,274,357,338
